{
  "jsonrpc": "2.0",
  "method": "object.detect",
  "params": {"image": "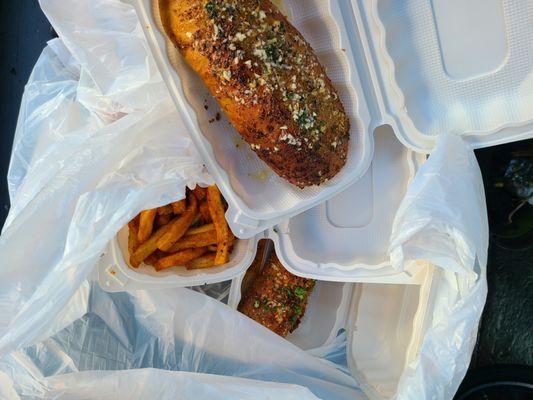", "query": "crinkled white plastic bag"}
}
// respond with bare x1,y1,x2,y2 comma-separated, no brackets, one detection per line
30,370,323,400
0,0,489,399
0,11,211,356
390,134,488,400
0,284,362,400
